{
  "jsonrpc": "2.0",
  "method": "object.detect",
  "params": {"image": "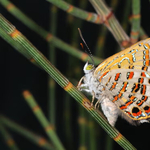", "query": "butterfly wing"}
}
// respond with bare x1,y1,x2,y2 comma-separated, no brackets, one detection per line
94,38,150,123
